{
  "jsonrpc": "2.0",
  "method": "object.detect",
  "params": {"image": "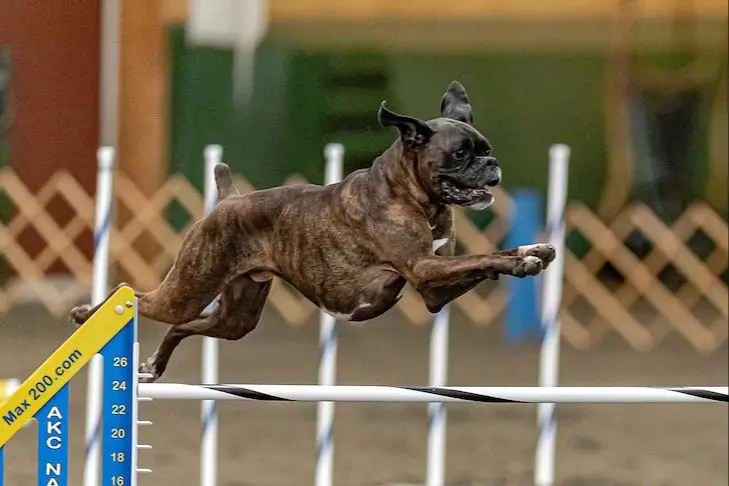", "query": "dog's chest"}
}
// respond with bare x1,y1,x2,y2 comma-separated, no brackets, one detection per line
429,222,449,253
